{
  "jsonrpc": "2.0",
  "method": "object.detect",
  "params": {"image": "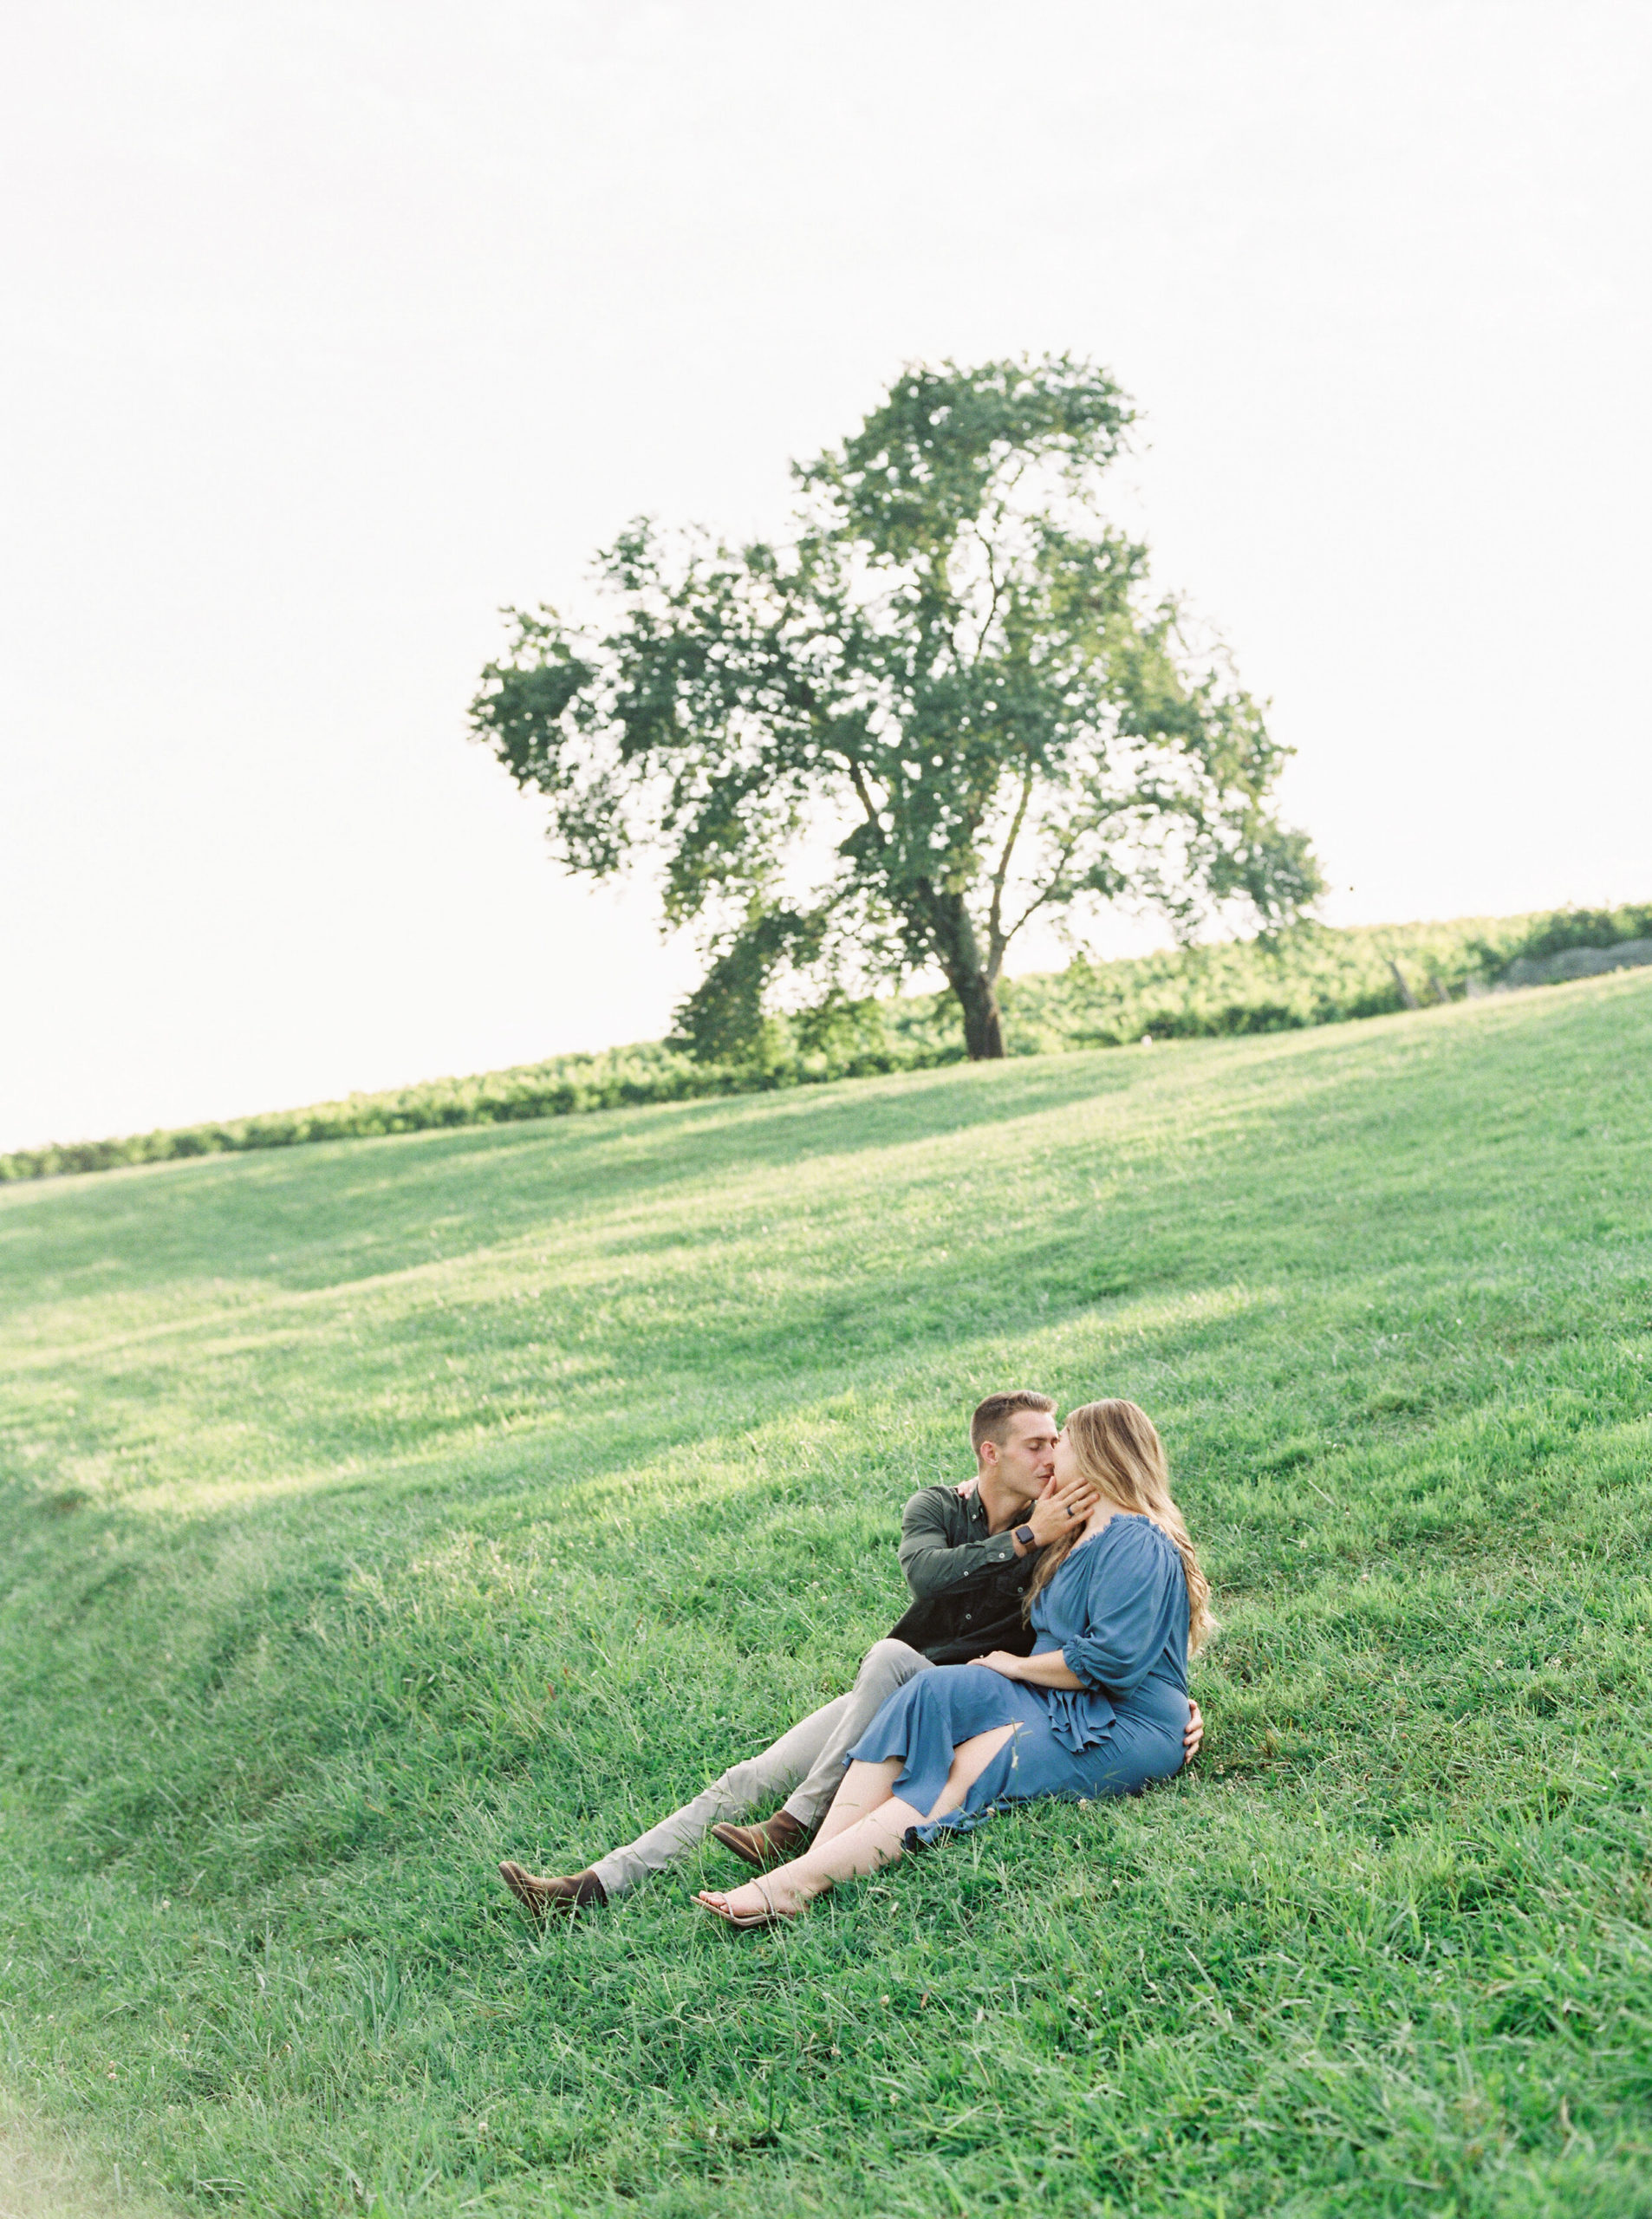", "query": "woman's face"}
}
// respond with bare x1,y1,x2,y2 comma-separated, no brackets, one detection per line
1051,1426,1081,1491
